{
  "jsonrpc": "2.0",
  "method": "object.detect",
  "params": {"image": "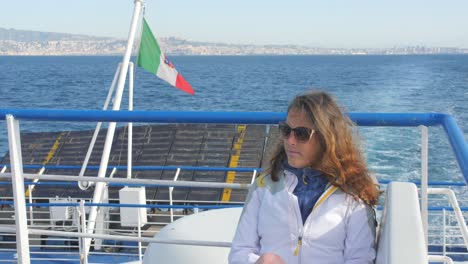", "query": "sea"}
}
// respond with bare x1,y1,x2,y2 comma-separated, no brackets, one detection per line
0,54,467,188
